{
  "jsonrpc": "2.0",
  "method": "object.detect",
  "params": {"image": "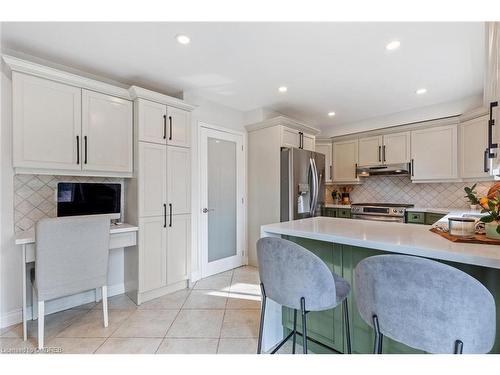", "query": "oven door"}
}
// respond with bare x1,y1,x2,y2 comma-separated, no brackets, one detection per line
352,214,404,223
